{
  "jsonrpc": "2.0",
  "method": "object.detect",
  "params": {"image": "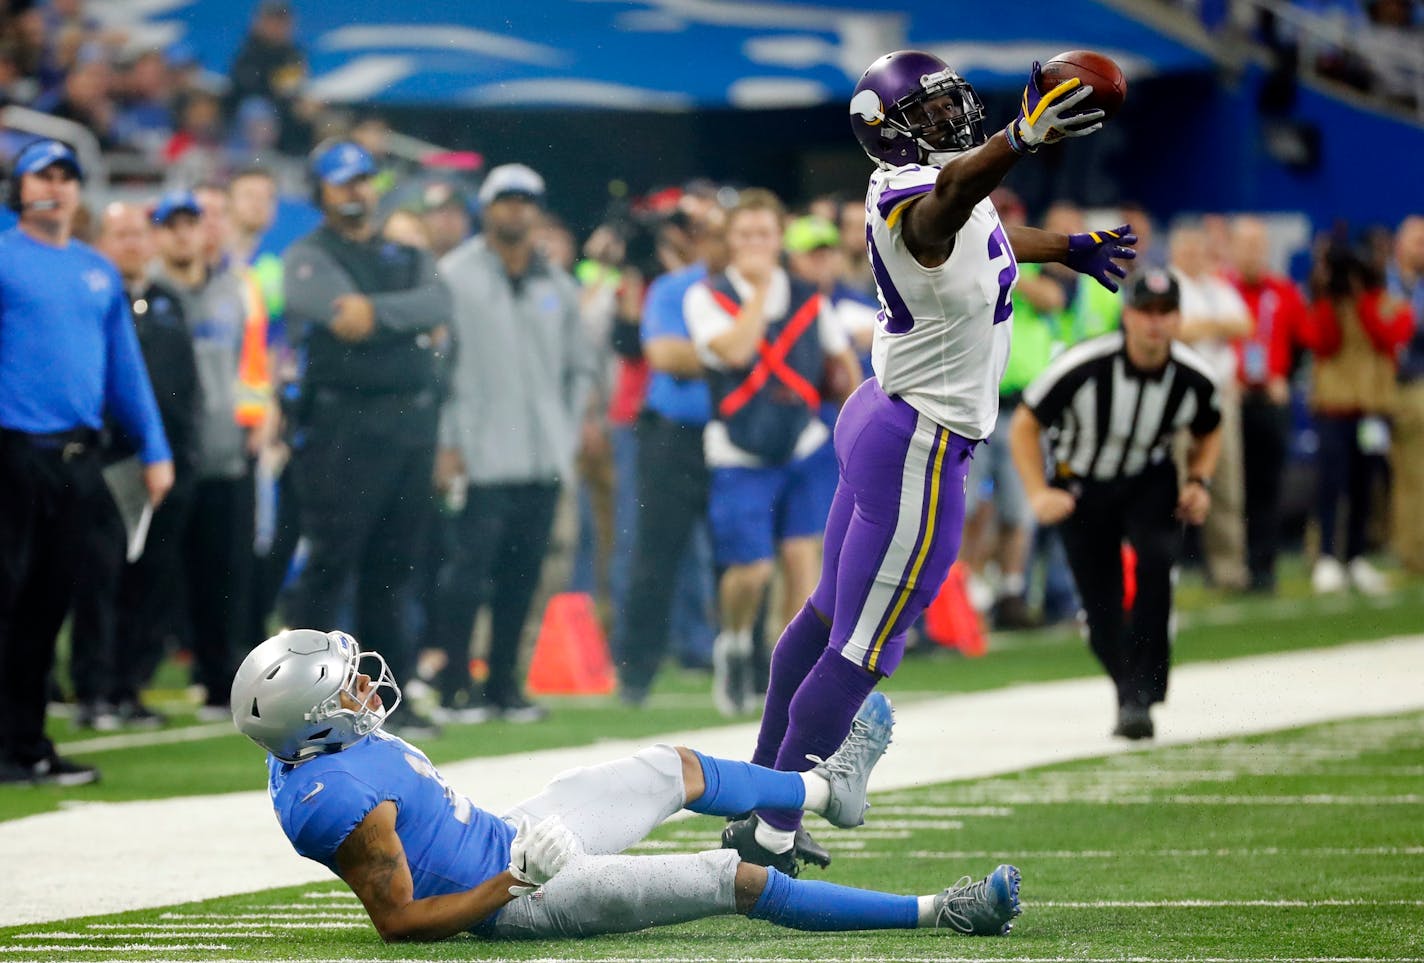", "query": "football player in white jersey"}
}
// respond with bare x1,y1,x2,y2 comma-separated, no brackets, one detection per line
724,51,1137,875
